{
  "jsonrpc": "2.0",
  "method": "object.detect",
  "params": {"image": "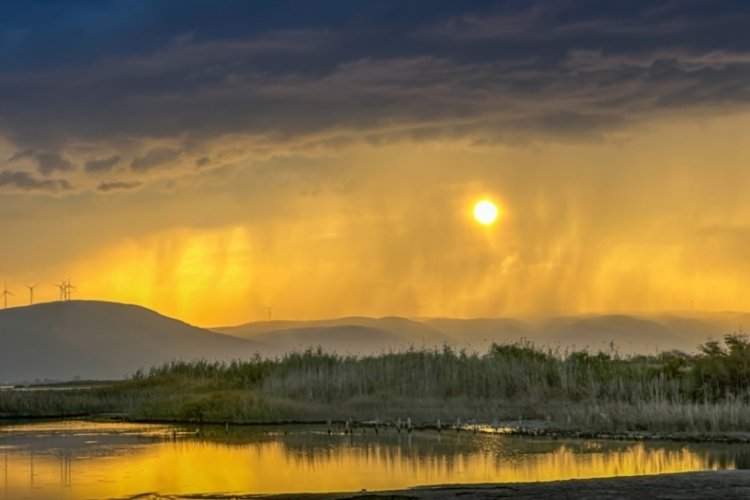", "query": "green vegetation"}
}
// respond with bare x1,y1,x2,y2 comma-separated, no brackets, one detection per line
4,334,750,434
